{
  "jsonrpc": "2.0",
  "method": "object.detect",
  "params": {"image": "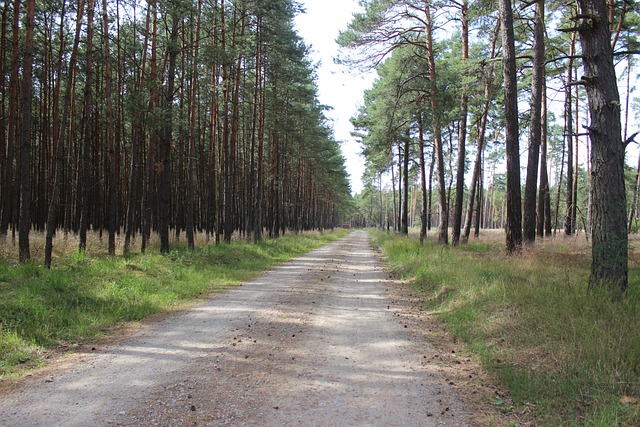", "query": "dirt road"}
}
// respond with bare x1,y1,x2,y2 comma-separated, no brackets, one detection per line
0,231,482,426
